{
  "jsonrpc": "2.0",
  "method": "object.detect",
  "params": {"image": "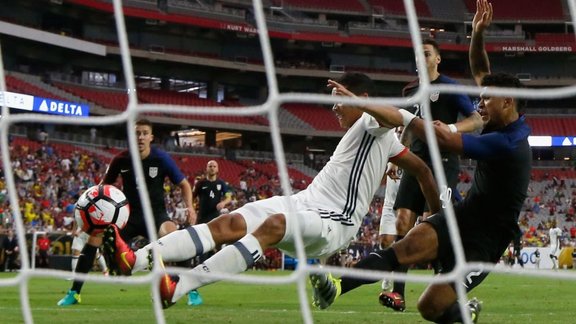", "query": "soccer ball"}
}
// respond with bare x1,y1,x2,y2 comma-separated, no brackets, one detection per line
74,184,130,235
